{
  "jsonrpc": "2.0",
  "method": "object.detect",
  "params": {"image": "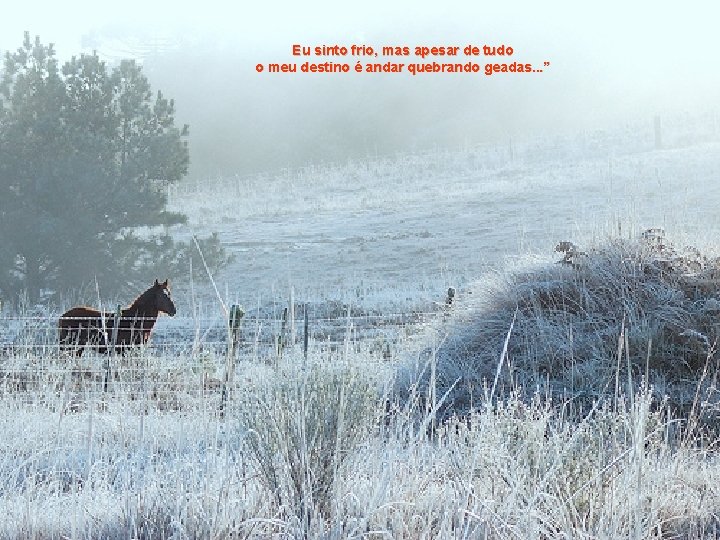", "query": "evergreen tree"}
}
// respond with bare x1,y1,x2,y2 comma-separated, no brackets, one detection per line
0,33,227,303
